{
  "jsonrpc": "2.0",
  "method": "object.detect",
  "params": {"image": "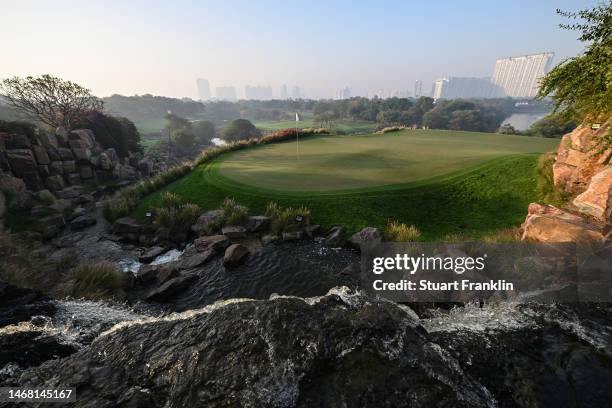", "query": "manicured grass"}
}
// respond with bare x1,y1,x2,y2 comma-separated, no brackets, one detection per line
134,117,166,134
254,119,377,134
131,130,559,240
218,129,559,191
